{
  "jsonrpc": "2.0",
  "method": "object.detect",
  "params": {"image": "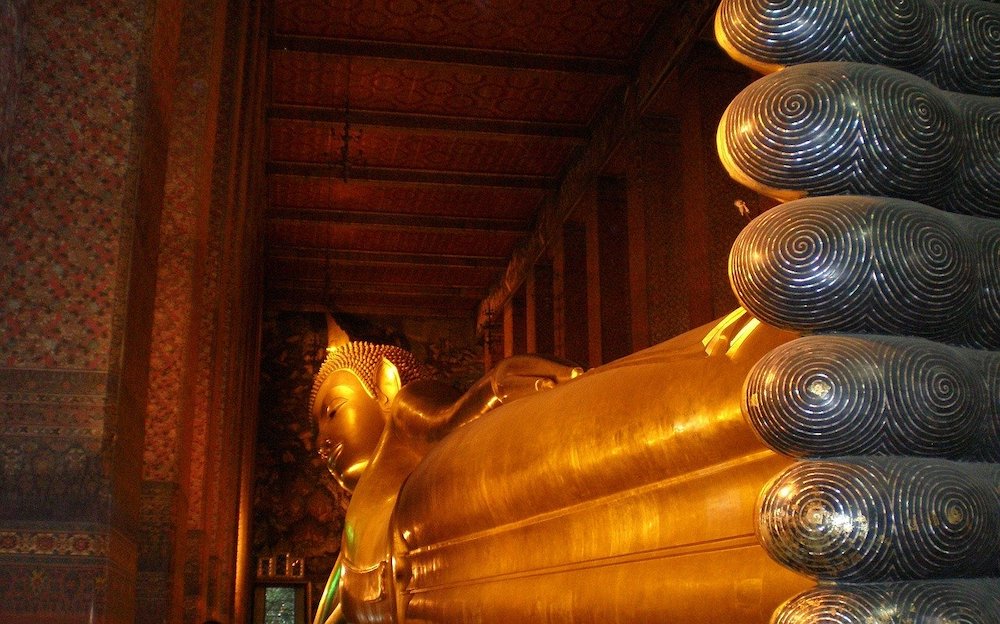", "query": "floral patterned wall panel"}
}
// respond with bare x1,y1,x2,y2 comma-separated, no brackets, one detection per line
0,0,26,178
